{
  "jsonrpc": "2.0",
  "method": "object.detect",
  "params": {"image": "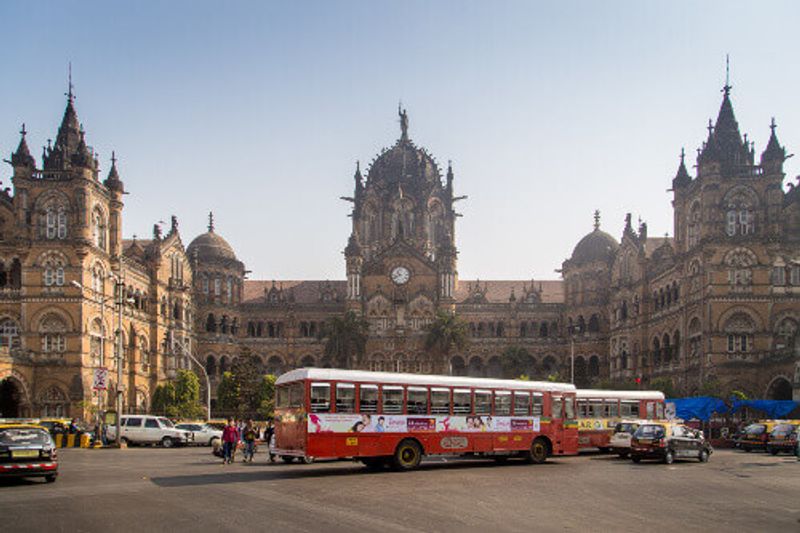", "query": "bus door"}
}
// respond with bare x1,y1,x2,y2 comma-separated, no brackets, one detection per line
276,381,307,454
563,393,579,453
